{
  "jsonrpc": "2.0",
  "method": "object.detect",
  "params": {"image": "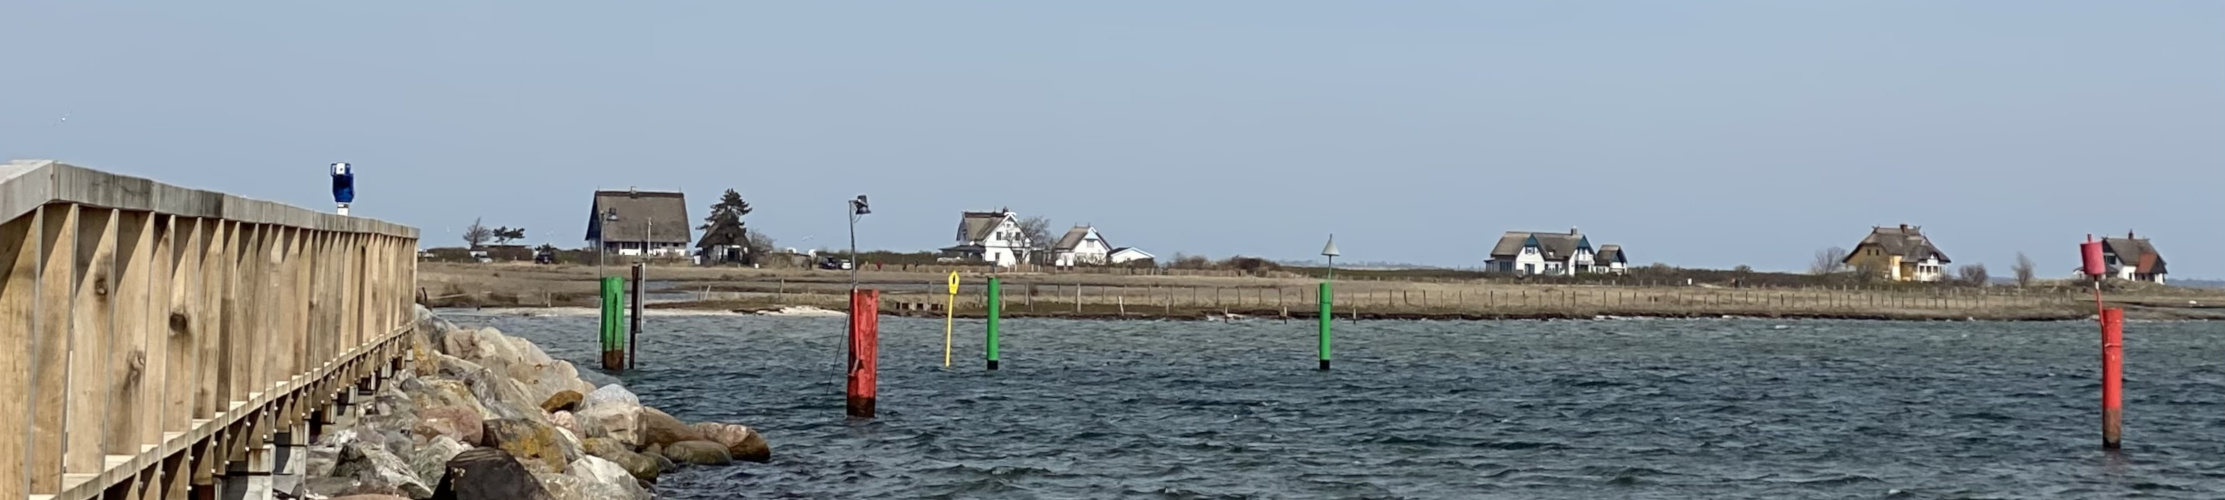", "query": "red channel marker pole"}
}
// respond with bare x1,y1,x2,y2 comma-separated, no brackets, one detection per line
847,289,881,418
2101,307,2124,449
